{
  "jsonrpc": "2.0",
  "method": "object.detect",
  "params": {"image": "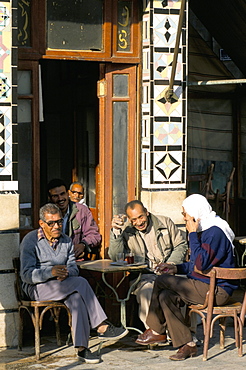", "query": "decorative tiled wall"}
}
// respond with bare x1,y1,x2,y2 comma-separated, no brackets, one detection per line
141,0,187,189
0,0,17,189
